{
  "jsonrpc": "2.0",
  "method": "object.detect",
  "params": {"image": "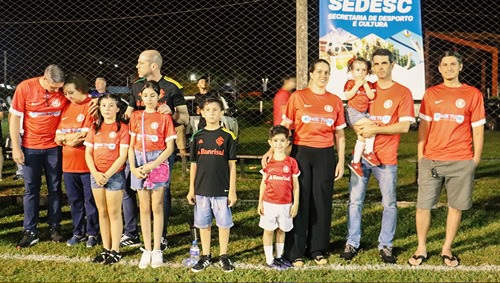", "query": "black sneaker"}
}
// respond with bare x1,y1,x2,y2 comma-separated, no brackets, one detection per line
119,234,140,247
379,246,396,264
340,244,358,260
219,254,235,273
160,236,168,251
16,230,39,248
49,226,63,243
191,254,211,272
104,250,122,265
92,249,110,264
